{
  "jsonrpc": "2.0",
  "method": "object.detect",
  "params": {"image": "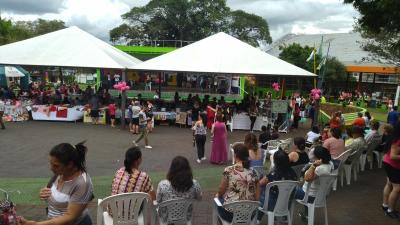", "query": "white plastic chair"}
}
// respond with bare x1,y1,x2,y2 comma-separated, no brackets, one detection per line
212,198,259,225
156,198,194,225
360,134,382,170
342,148,364,185
258,180,299,225
373,150,385,168
97,192,153,225
229,142,244,164
331,149,352,190
296,174,337,225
